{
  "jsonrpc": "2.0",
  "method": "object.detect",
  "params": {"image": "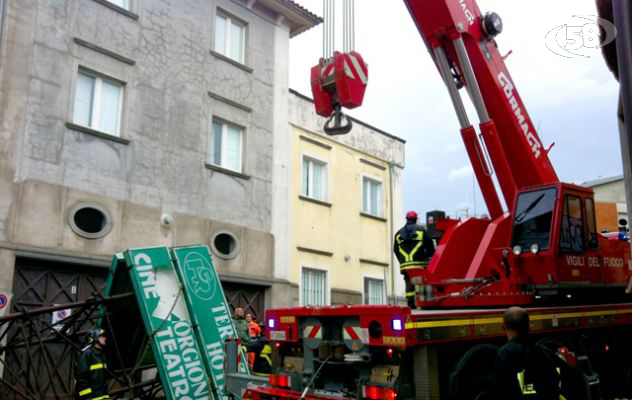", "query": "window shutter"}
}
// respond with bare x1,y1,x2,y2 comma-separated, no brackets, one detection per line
302,159,309,196
99,80,122,135
365,278,384,305
212,122,223,166
363,179,369,213
74,73,95,127
226,126,242,171
370,181,379,215
230,20,245,63
312,162,323,200
215,15,227,55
